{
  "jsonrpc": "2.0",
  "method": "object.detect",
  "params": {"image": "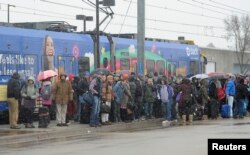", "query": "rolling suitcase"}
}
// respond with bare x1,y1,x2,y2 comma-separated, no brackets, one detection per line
221,104,230,118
